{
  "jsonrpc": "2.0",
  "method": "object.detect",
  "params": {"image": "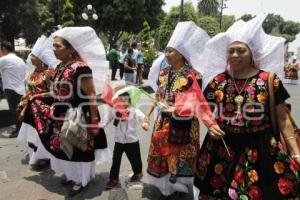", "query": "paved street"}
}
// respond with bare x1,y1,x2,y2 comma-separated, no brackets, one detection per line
0,79,299,200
